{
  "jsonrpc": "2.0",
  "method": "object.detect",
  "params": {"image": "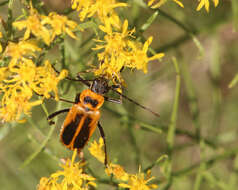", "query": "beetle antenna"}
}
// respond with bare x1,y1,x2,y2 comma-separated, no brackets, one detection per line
51,64,91,87
58,98,75,104
35,92,75,104
113,90,160,118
